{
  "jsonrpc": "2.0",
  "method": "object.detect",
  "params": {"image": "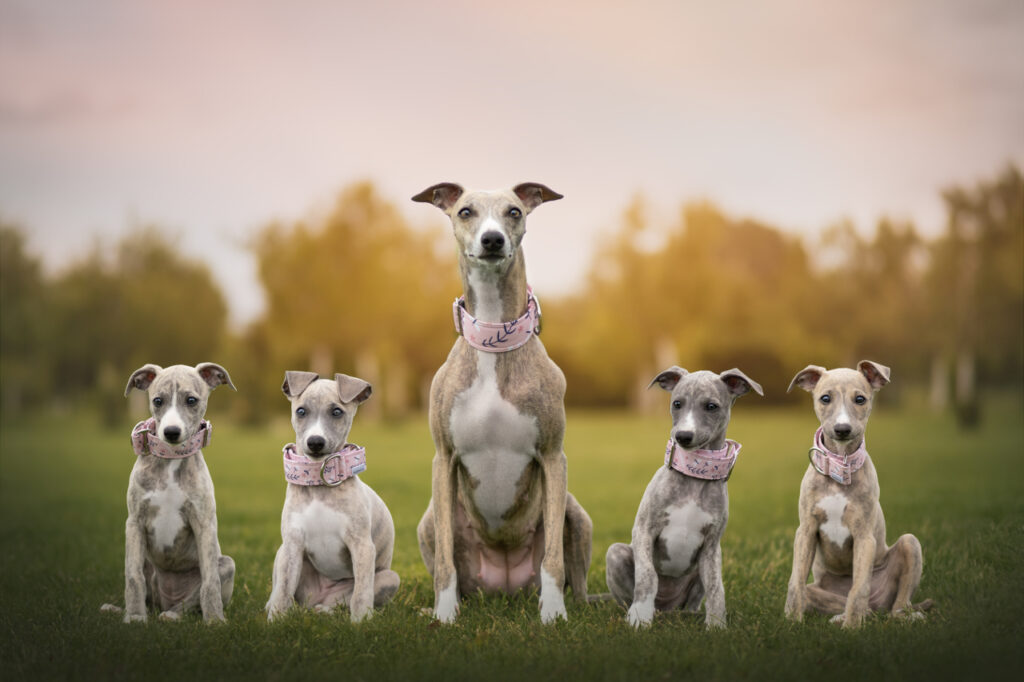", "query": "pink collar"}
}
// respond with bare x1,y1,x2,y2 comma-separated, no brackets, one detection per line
808,427,868,485
131,418,211,459
283,443,366,487
664,438,741,480
452,287,541,352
